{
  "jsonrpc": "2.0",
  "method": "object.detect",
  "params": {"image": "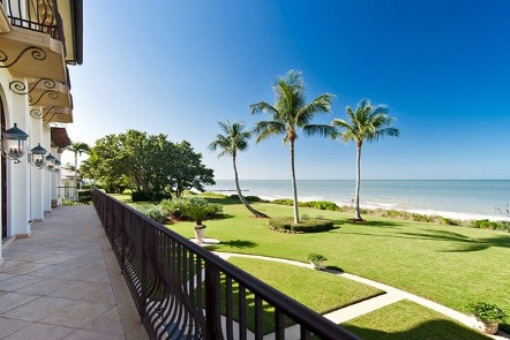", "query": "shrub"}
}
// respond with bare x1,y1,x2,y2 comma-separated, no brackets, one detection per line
307,253,328,262
303,201,339,211
229,194,263,202
268,217,334,234
131,191,153,202
271,199,294,206
439,217,460,226
471,219,510,232
161,198,223,221
131,191,171,202
160,199,186,219
381,210,406,218
200,191,227,198
134,204,167,224
411,213,434,222
467,302,507,322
